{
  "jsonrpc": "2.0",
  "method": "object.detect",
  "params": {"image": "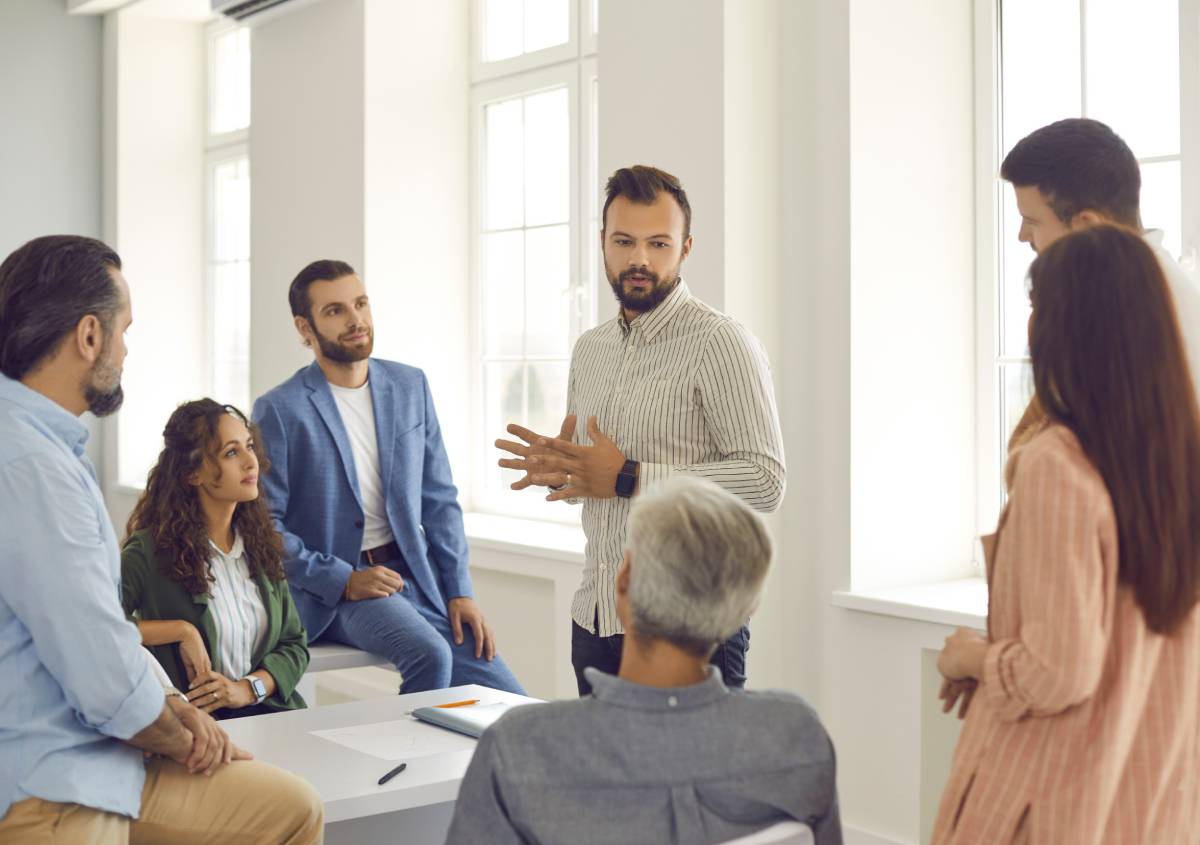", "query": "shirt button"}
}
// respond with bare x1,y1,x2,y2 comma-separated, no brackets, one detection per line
667,696,678,707
599,563,607,572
